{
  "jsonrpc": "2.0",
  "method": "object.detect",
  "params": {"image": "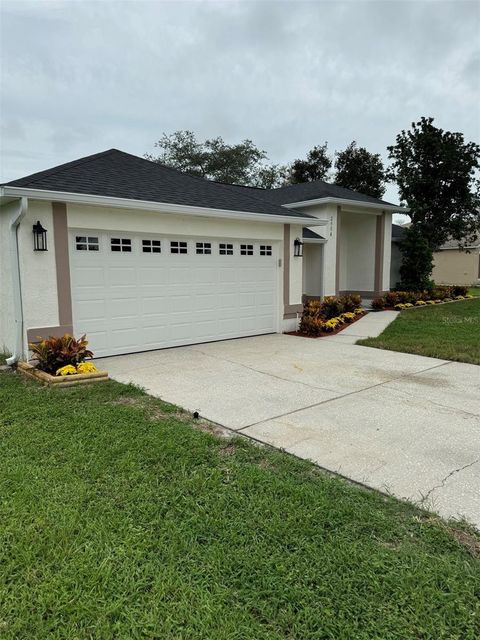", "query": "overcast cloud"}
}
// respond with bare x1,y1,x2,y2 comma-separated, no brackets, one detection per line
1,0,479,207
